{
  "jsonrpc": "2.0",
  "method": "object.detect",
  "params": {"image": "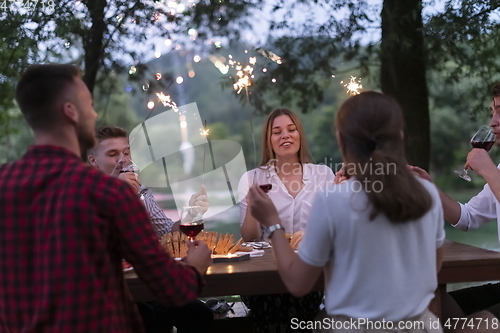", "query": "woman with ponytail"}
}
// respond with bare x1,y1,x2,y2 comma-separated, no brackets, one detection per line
246,91,445,332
